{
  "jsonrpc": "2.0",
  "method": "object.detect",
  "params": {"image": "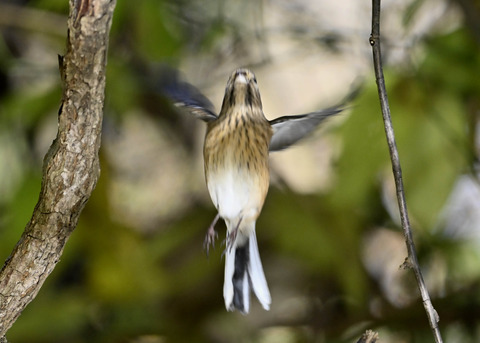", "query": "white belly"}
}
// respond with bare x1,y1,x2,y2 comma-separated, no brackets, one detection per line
207,167,261,225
